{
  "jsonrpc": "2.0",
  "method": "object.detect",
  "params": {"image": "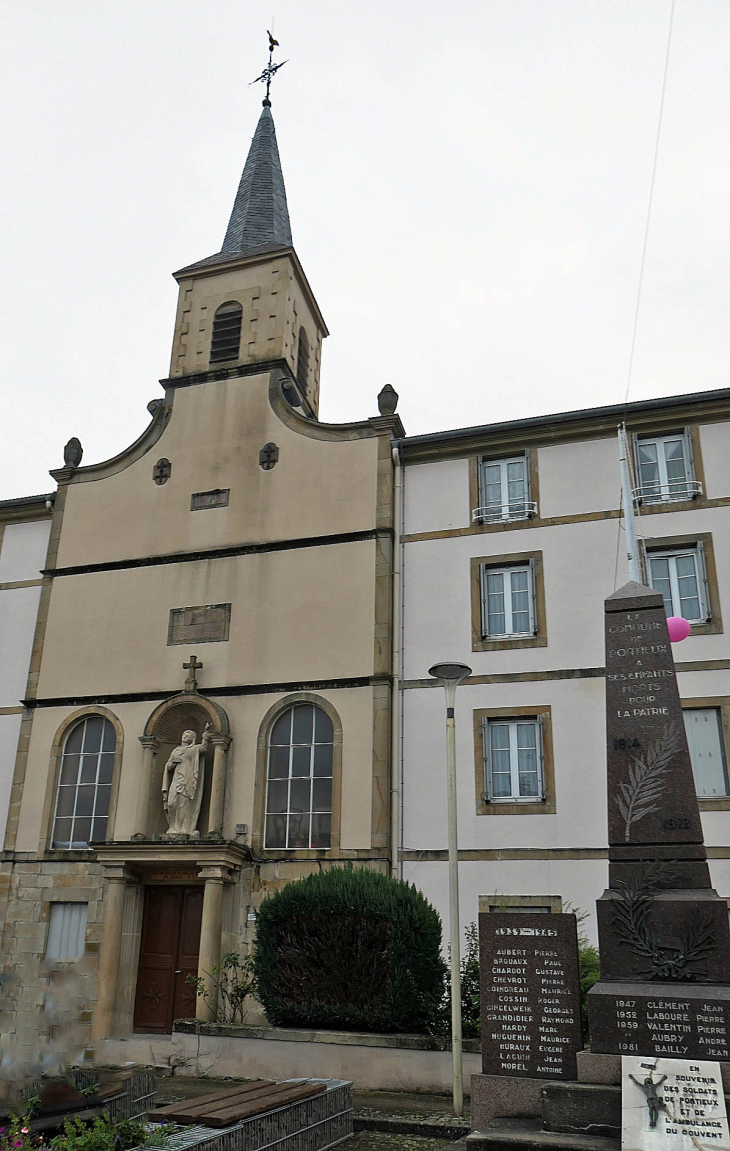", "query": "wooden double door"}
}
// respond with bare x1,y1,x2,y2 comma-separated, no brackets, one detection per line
133,885,203,1033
